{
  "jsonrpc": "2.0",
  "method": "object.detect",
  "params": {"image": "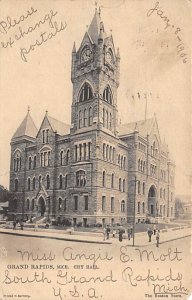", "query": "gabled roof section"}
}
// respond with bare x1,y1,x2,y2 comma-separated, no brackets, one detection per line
118,118,155,138
47,115,70,136
12,111,38,140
